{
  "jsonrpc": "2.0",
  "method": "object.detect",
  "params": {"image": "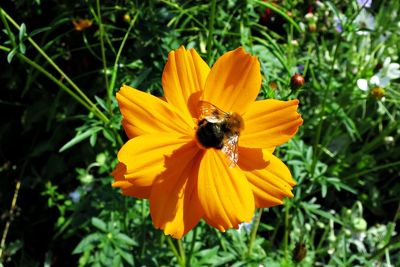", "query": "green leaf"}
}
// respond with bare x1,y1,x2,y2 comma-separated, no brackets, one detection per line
19,23,26,41
7,48,17,63
307,205,342,224
89,132,97,147
94,95,107,111
131,68,151,88
118,248,134,265
19,42,26,54
112,254,122,266
59,127,101,152
102,128,115,143
30,26,52,38
91,217,107,232
73,233,100,254
115,233,138,246
196,247,219,265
